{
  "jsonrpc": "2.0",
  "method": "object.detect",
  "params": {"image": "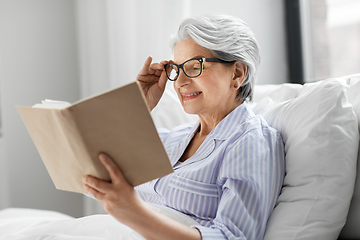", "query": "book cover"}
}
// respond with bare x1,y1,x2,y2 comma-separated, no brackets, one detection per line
17,81,173,193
